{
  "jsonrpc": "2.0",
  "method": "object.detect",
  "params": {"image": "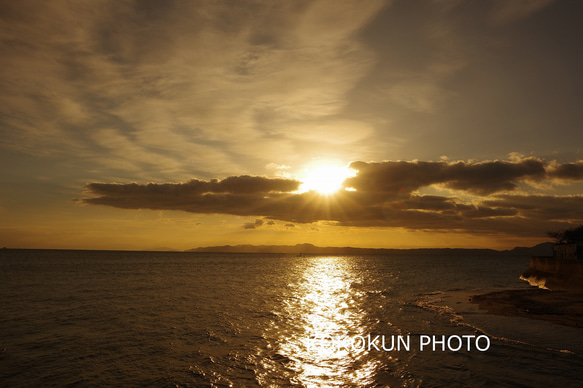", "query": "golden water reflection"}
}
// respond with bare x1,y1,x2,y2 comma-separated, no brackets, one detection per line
276,257,380,387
